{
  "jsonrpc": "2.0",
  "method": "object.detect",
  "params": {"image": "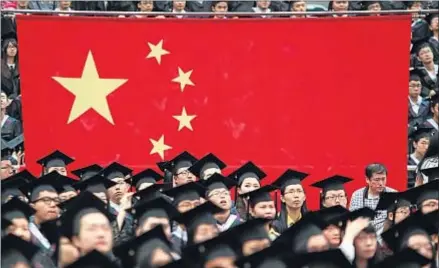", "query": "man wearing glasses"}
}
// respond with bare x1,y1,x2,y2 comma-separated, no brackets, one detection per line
349,163,396,235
